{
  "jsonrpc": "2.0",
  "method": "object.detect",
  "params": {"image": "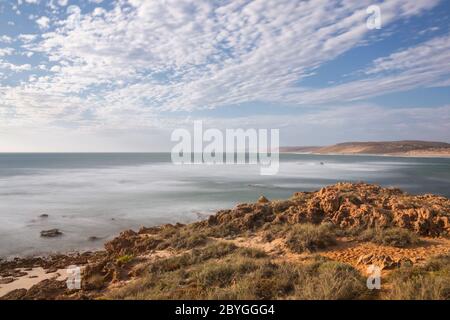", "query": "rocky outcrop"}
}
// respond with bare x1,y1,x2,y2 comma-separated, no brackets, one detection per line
0,252,105,277
99,183,450,264
204,183,450,236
